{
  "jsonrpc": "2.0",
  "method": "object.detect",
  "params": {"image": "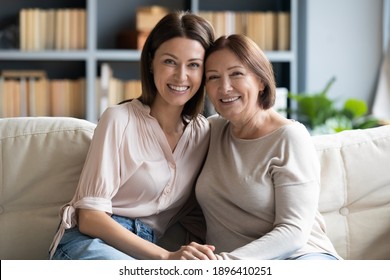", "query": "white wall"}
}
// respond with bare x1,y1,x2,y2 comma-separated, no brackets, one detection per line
298,0,383,109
